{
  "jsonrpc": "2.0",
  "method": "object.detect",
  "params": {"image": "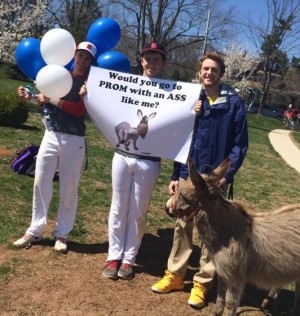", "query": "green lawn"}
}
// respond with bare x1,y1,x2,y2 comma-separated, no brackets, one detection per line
1,95,300,246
